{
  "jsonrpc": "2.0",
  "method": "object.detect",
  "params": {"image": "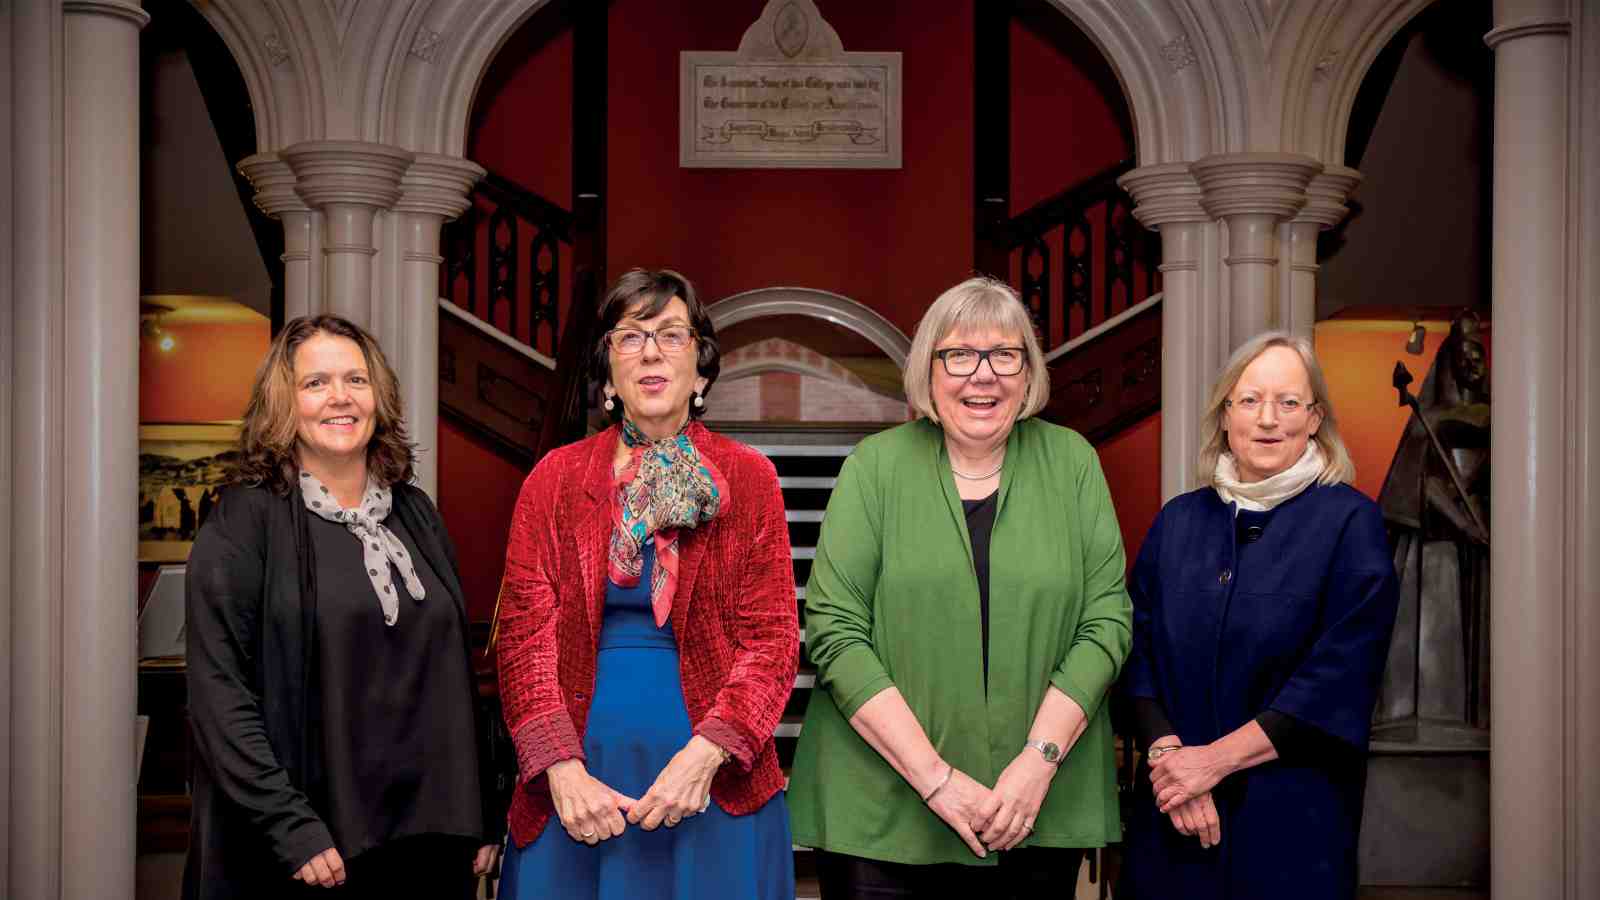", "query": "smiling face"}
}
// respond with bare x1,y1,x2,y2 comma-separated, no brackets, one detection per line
604,296,706,439
930,325,1027,452
293,332,377,470
1224,345,1325,483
